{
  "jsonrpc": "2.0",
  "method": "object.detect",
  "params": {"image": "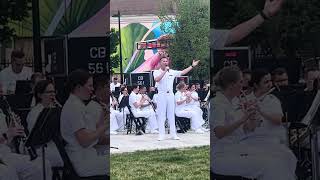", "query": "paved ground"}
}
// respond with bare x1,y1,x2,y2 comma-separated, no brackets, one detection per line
110,131,210,154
